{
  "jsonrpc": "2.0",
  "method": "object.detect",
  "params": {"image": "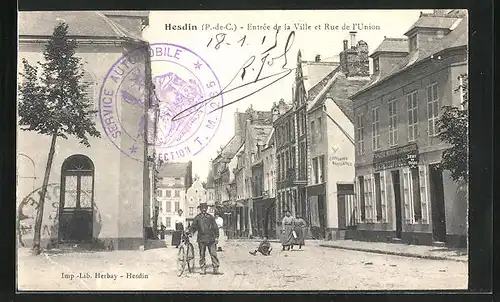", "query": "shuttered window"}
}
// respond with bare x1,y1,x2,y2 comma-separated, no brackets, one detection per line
364,175,374,223
355,178,362,223
419,165,430,224
402,167,415,224
380,171,388,223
